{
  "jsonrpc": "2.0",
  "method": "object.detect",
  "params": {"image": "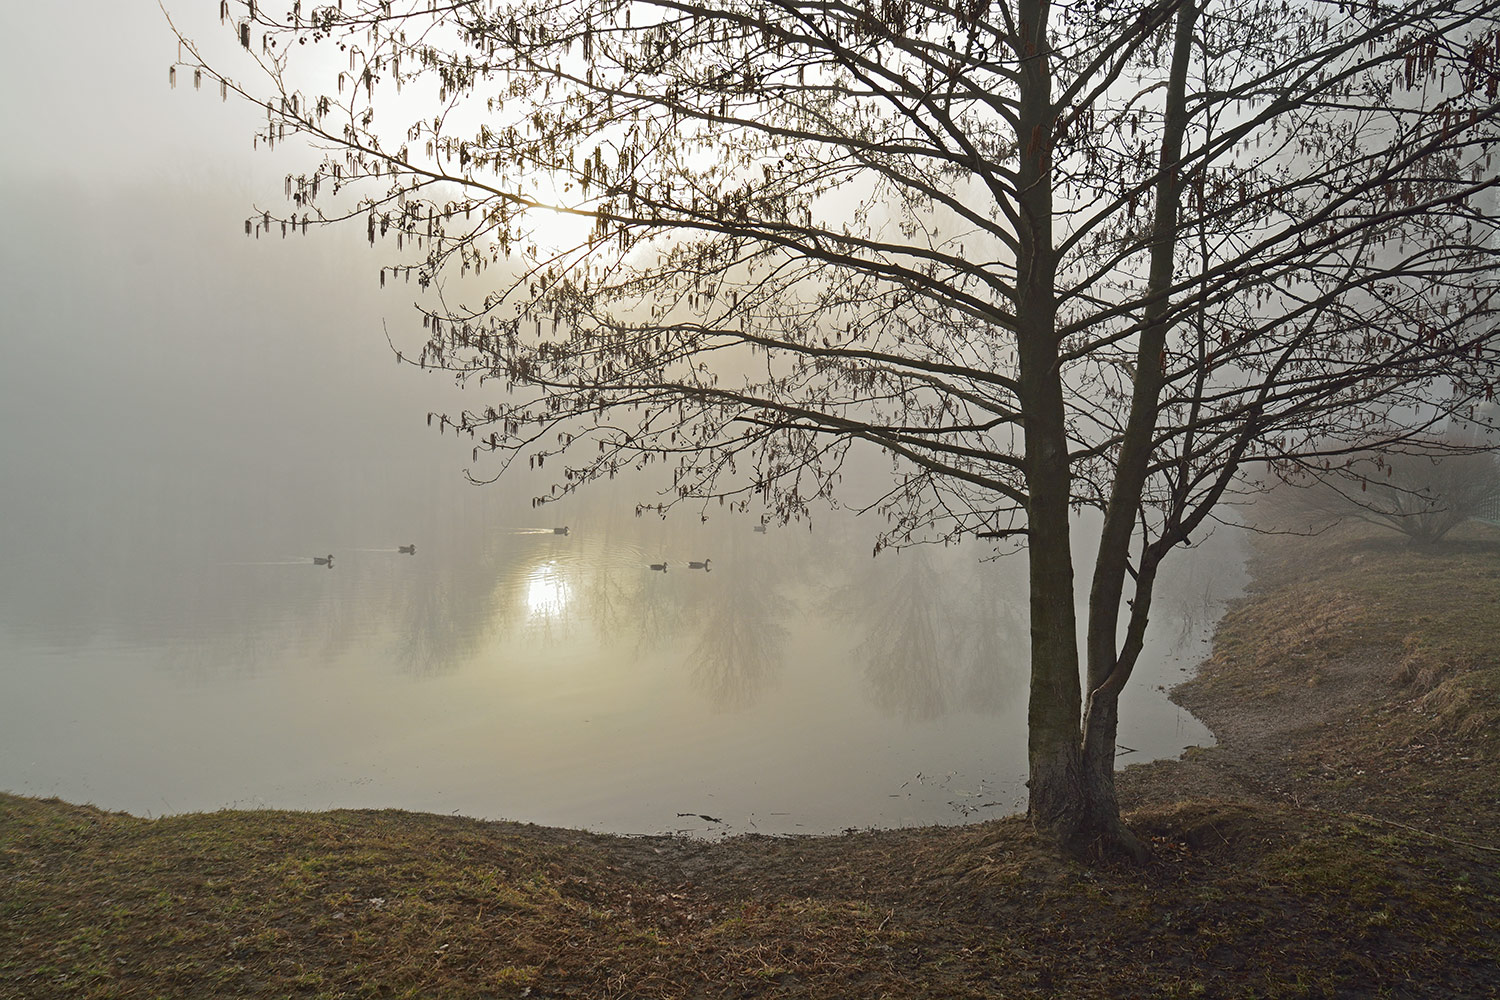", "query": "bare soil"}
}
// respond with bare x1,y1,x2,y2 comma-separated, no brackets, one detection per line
1117,645,1402,812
